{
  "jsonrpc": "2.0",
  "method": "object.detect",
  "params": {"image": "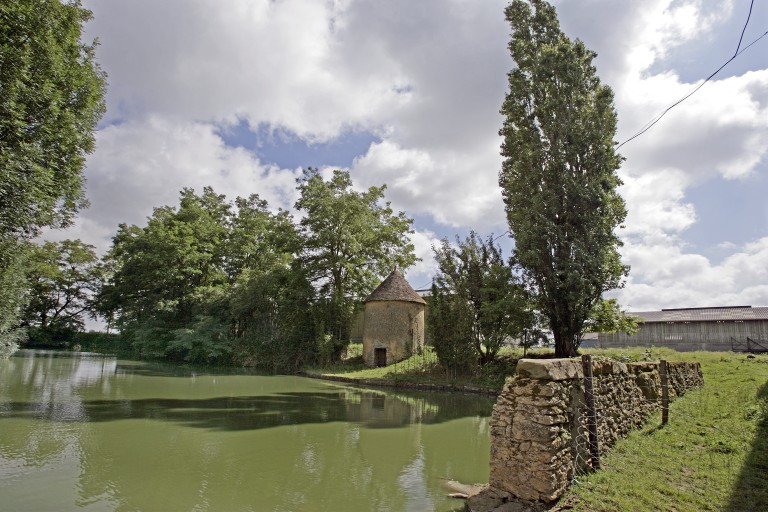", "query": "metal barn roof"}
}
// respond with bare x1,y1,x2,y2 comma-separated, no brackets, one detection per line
632,306,768,323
